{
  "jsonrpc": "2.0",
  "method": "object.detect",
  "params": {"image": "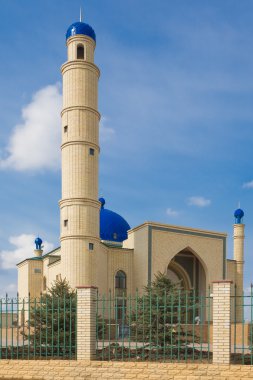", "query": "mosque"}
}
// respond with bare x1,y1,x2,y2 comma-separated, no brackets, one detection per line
17,18,245,308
